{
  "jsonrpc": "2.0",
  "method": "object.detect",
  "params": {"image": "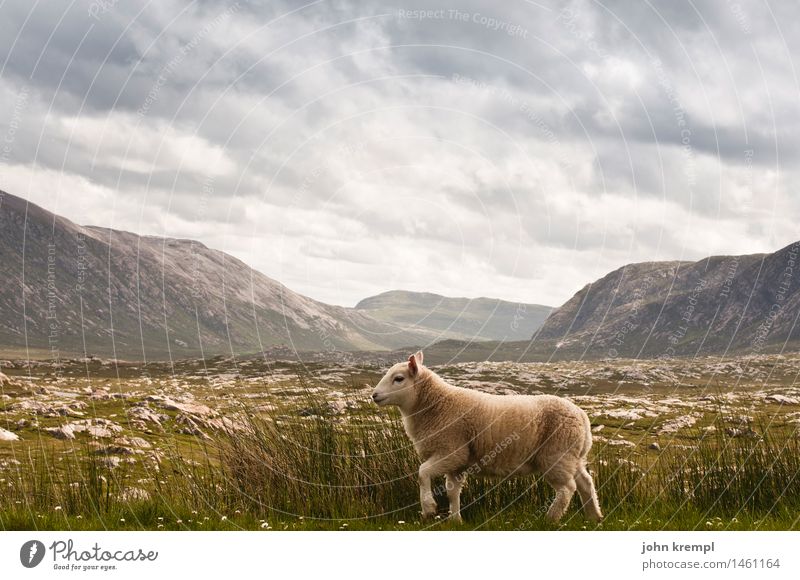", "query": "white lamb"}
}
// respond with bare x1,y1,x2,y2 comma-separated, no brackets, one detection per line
371,351,602,523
